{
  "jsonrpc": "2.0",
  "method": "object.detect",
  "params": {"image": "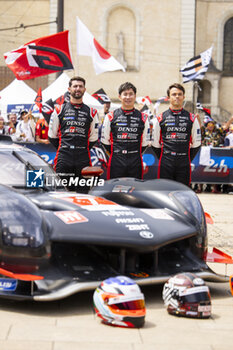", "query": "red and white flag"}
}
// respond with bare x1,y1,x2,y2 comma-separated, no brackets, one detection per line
154,96,169,113
34,87,42,112
4,31,73,80
136,96,152,106
76,17,125,75
92,88,111,104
